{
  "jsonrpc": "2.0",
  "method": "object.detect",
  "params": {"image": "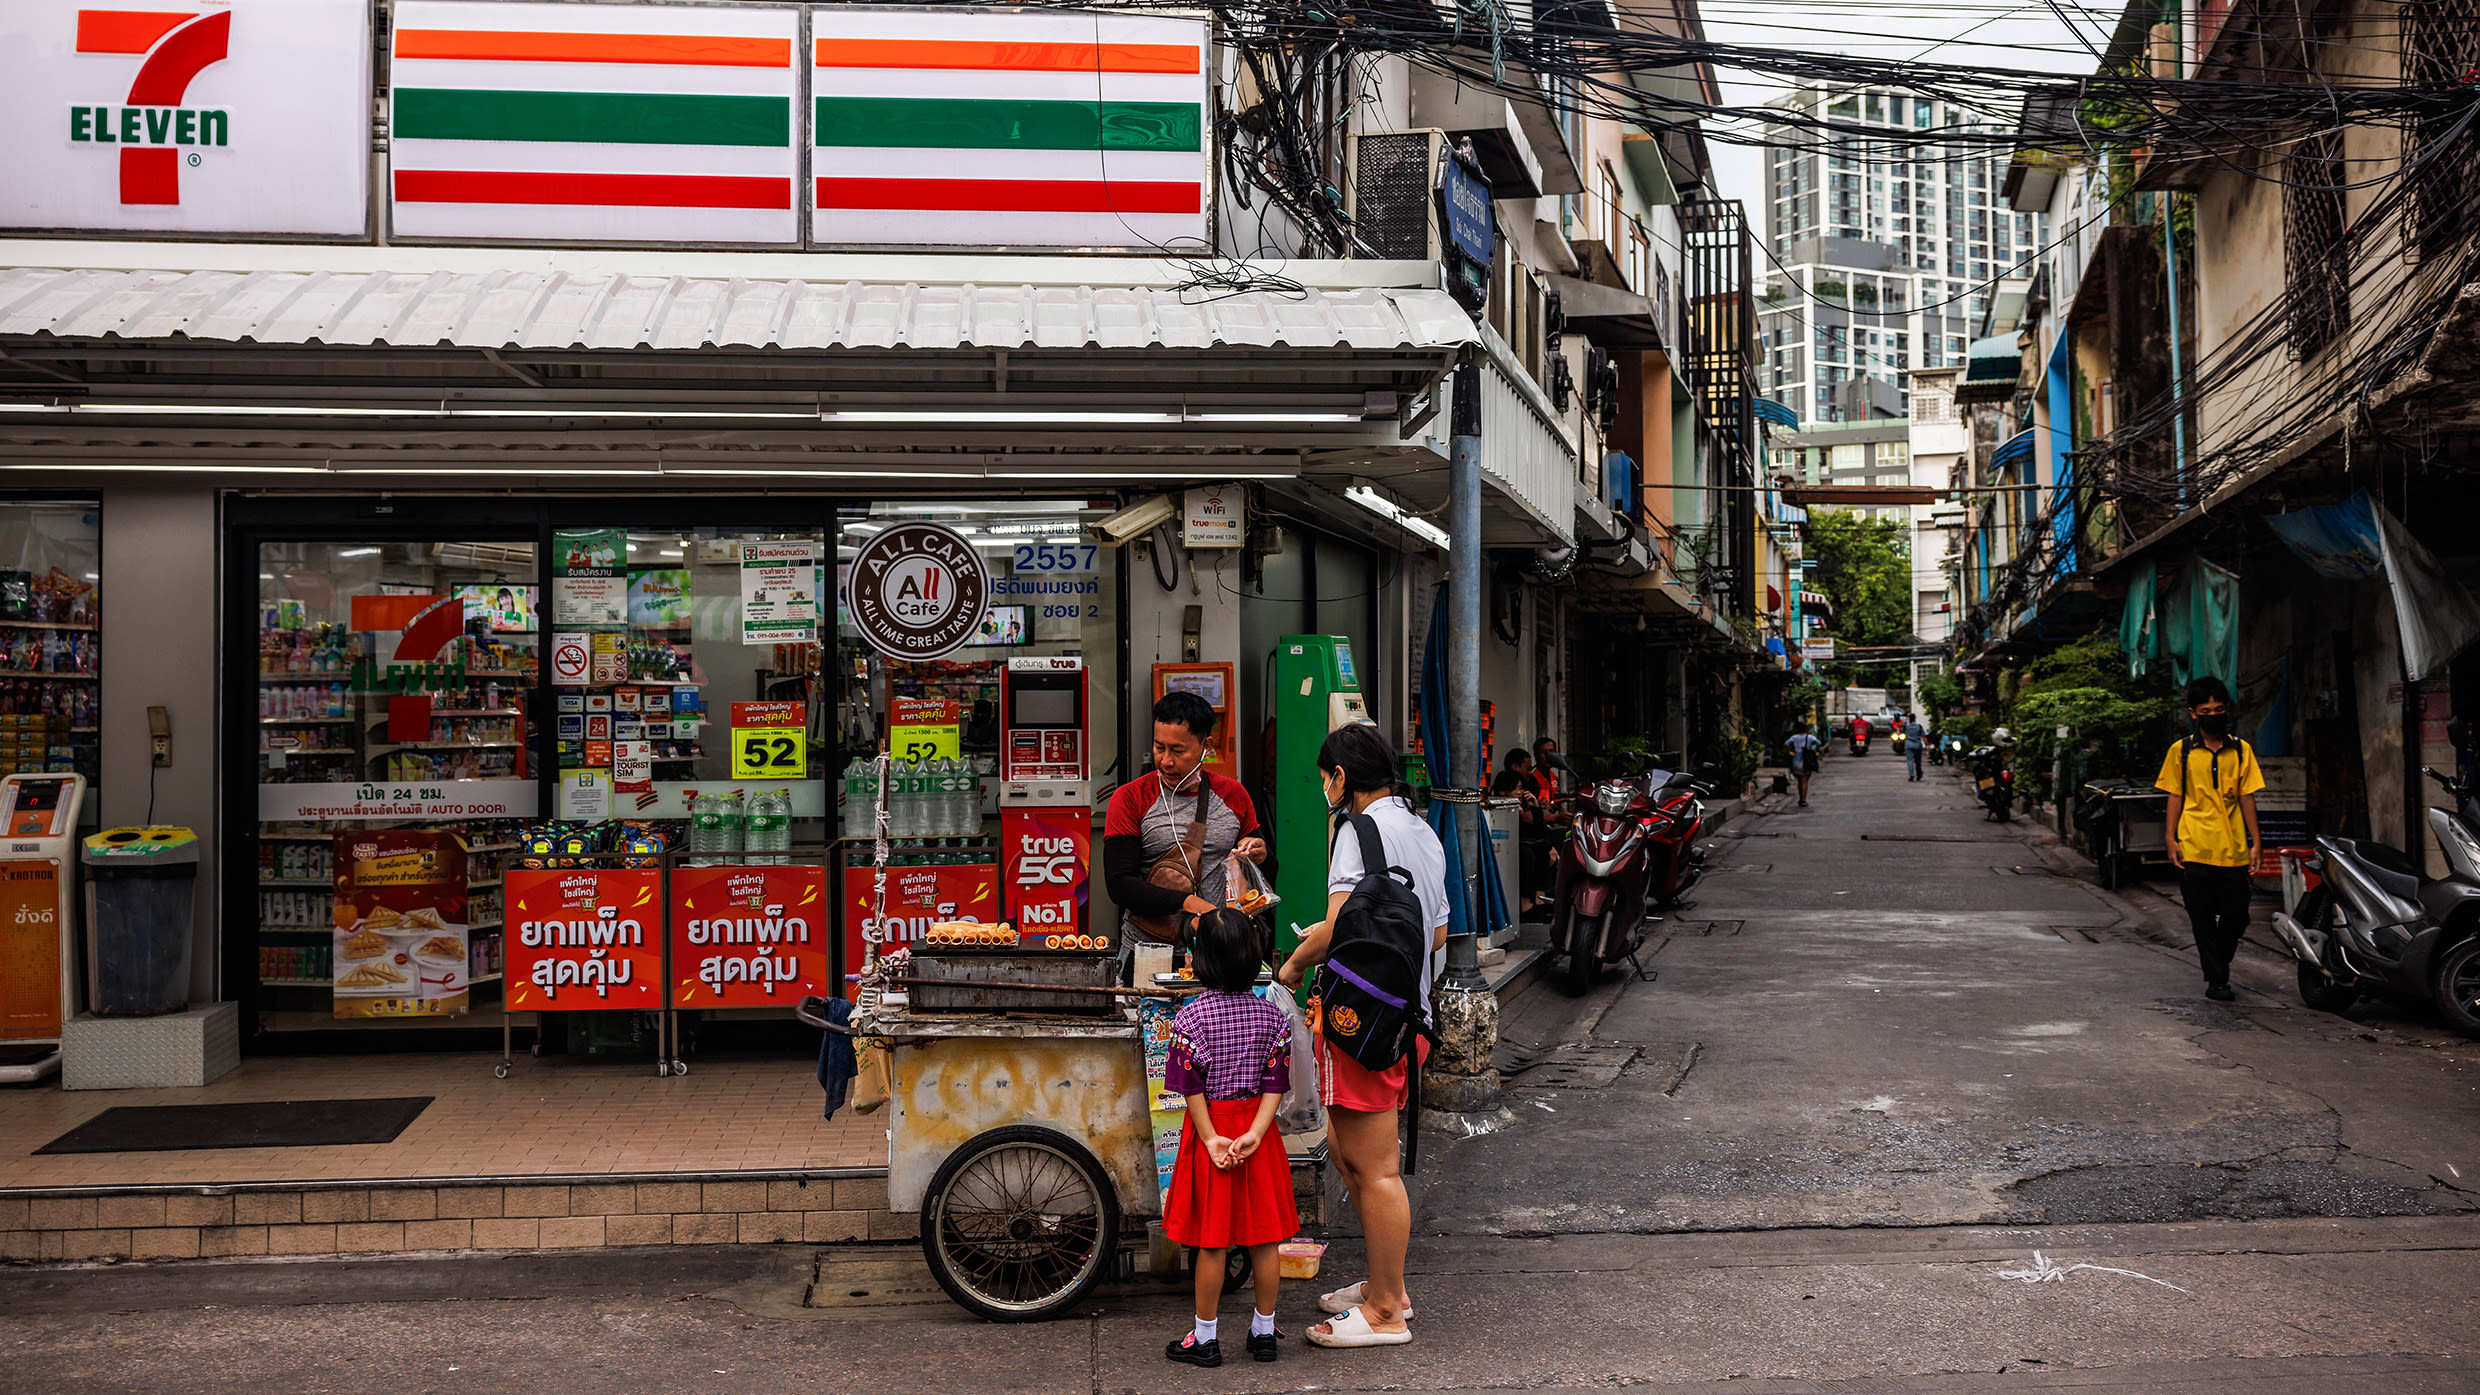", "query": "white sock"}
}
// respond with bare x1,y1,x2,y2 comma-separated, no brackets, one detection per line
1193,1316,1218,1344
1251,1309,1277,1337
